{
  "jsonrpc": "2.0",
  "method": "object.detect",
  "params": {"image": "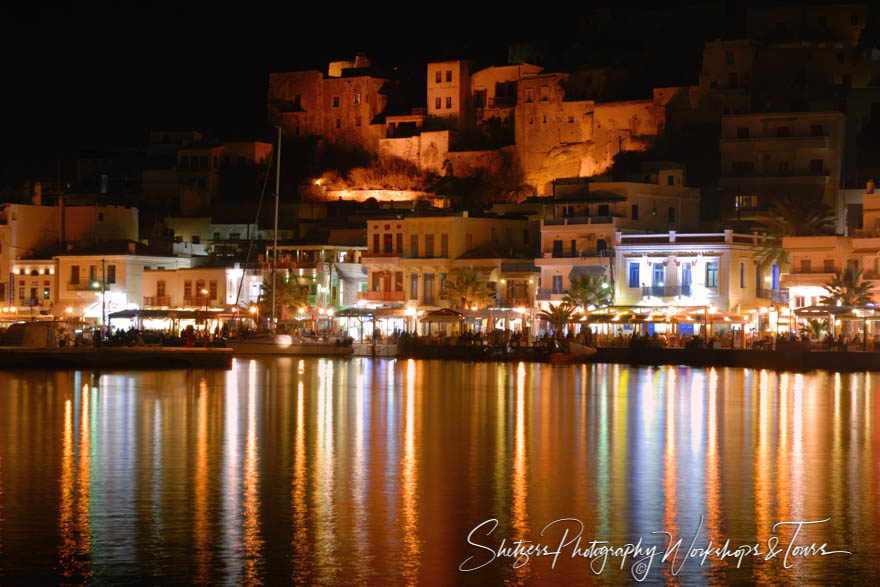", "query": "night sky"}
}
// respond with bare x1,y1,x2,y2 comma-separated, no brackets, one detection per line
1,0,762,183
